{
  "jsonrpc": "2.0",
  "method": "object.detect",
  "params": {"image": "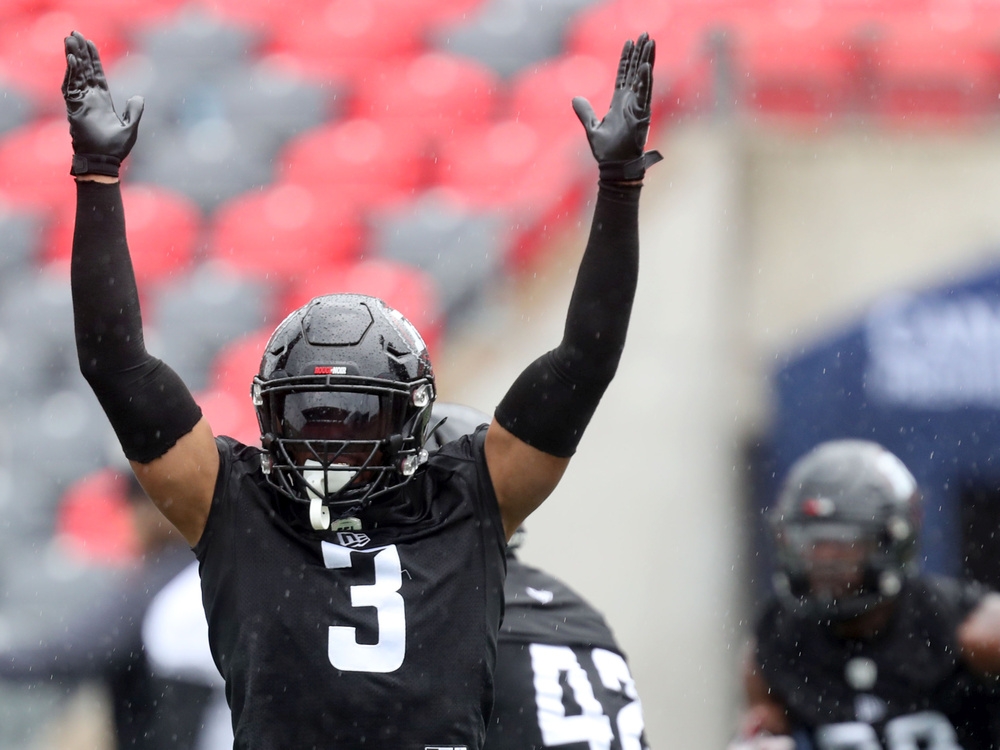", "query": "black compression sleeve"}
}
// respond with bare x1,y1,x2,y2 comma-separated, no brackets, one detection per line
72,180,201,463
495,181,641,456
